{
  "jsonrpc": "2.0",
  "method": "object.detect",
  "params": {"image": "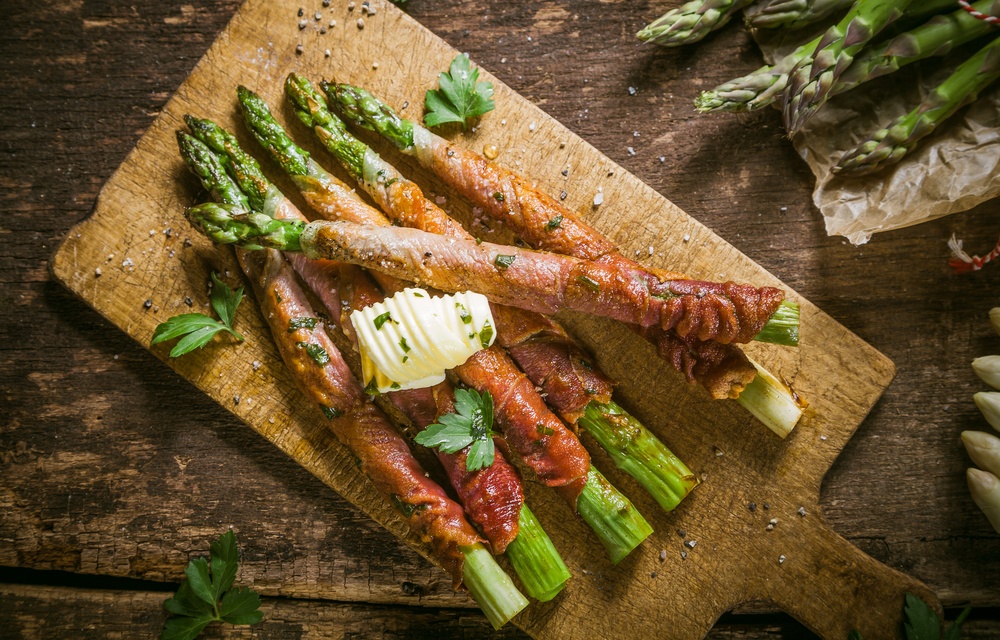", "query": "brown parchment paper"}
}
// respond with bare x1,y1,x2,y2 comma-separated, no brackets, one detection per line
756,33,1000,245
